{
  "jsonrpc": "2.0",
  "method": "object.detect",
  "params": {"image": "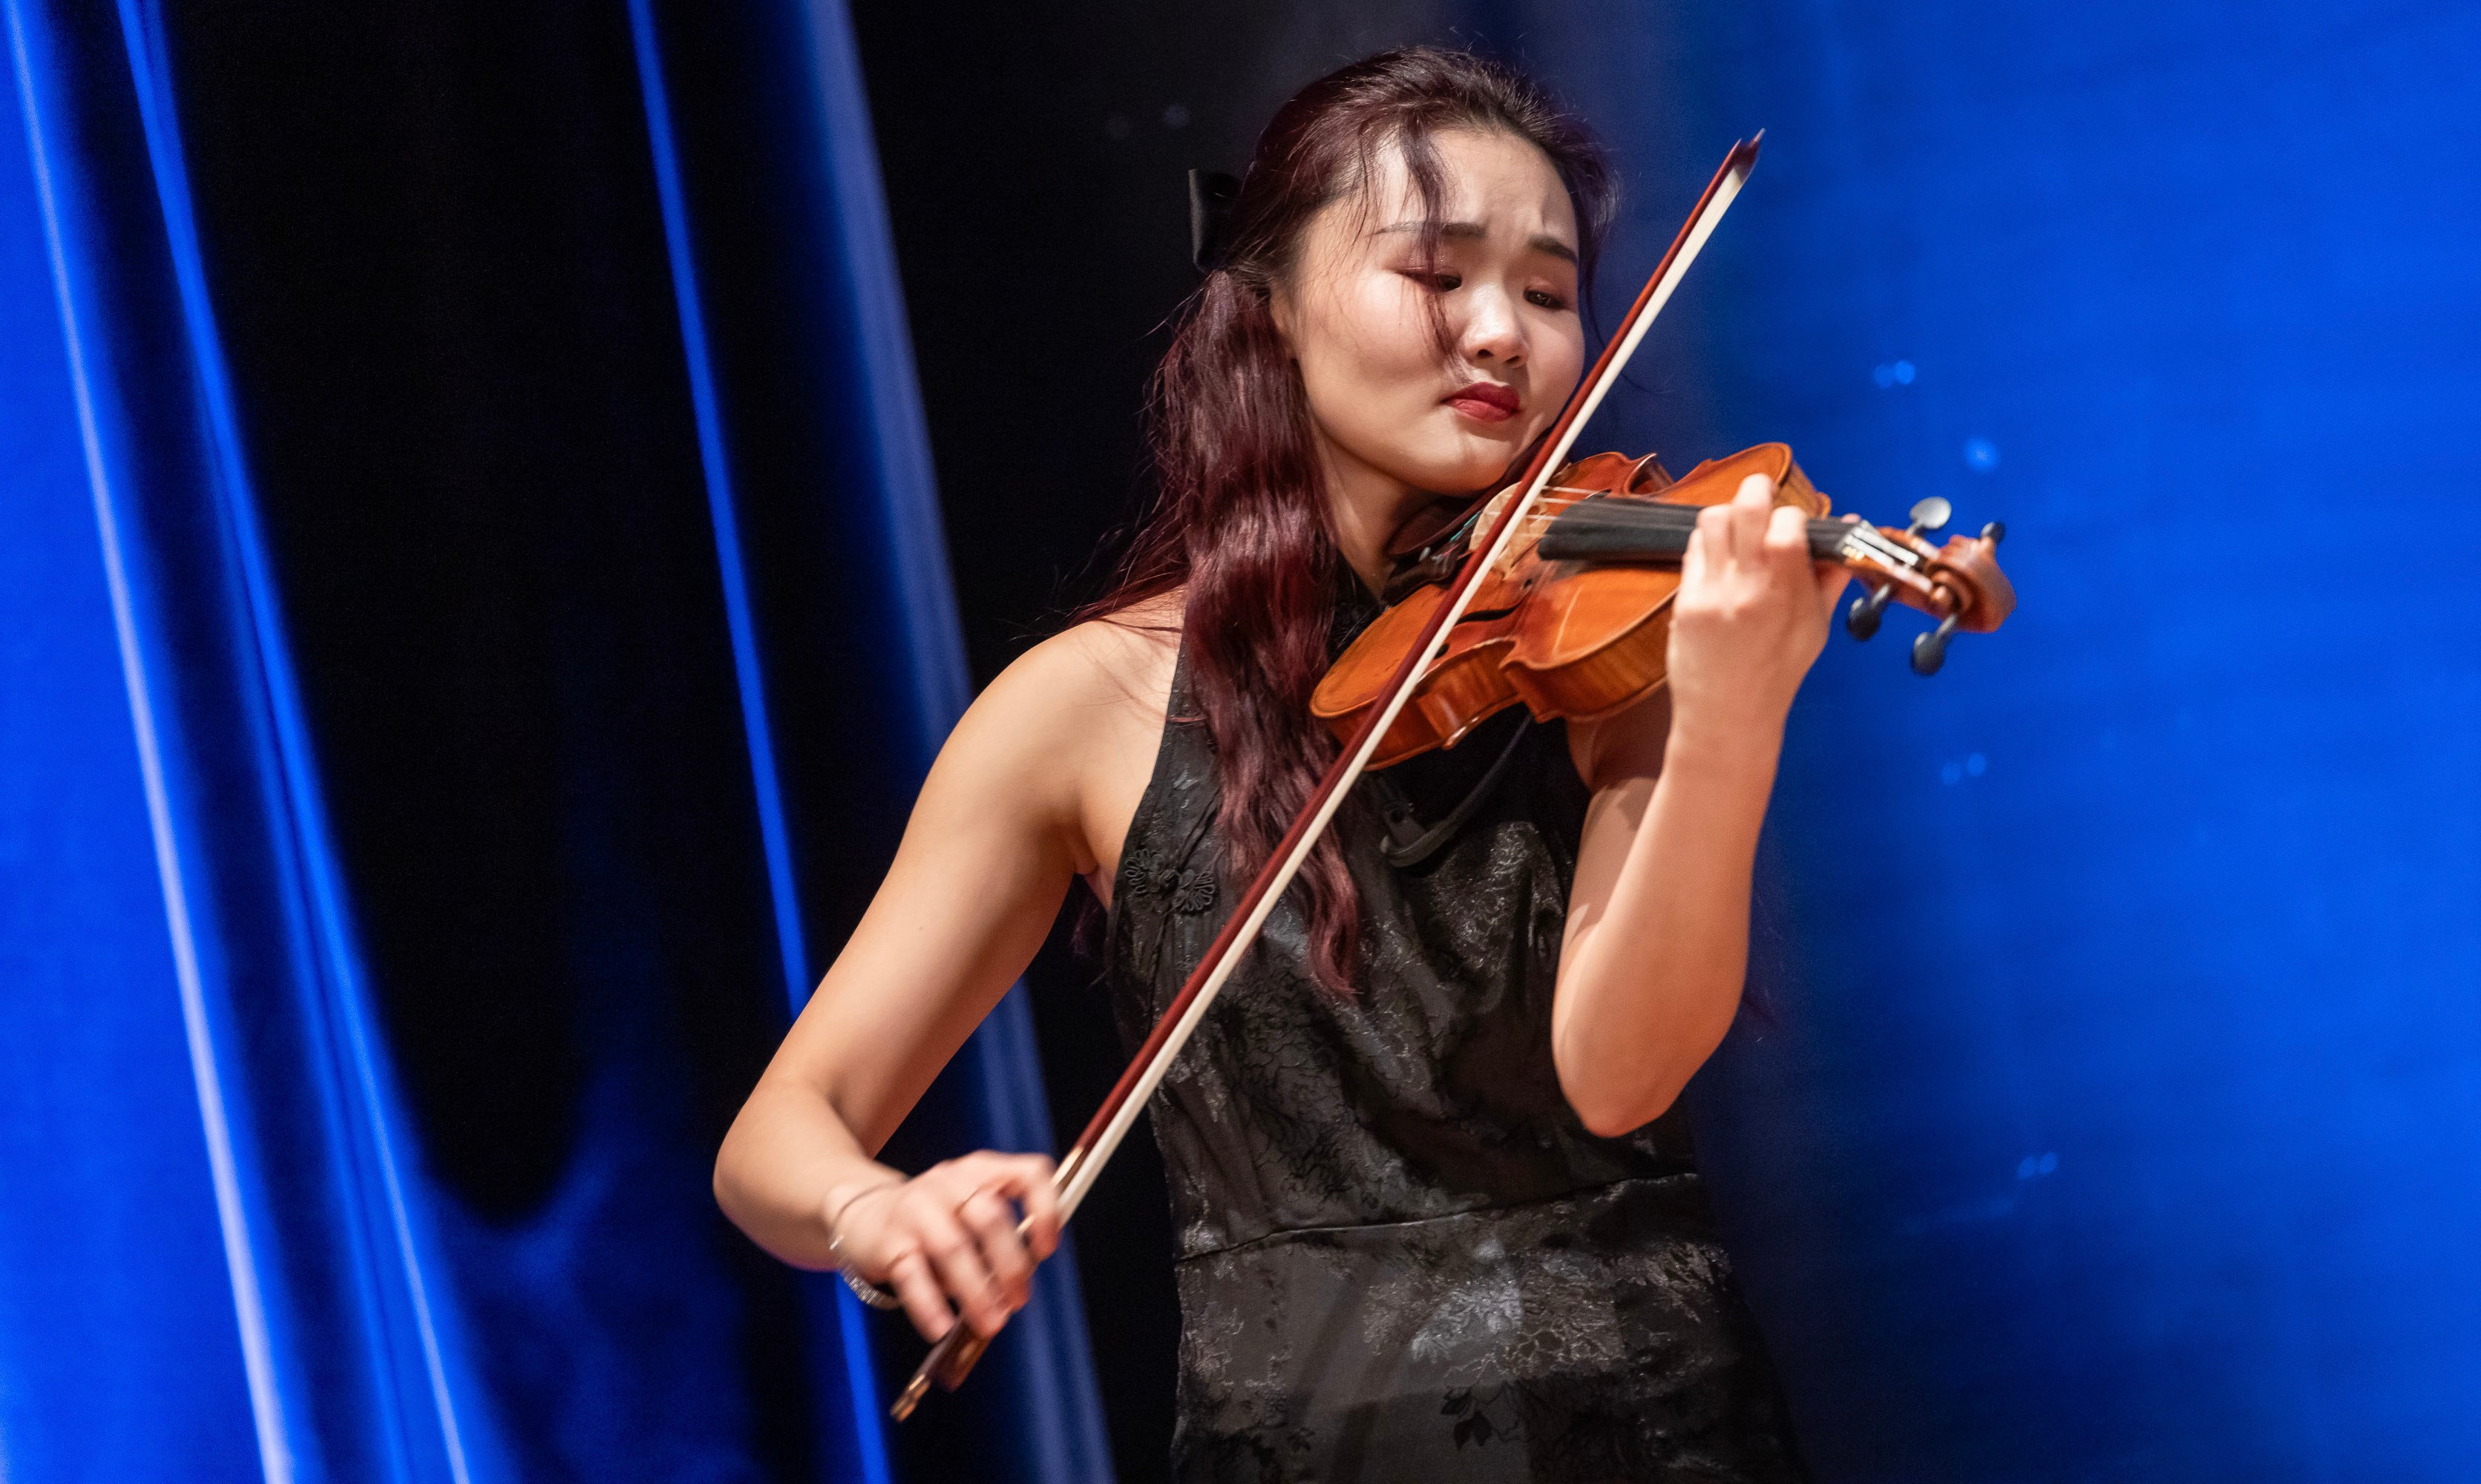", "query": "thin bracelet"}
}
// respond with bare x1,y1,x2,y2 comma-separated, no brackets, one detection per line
825,1180,905,1310
825,1178,902,1236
